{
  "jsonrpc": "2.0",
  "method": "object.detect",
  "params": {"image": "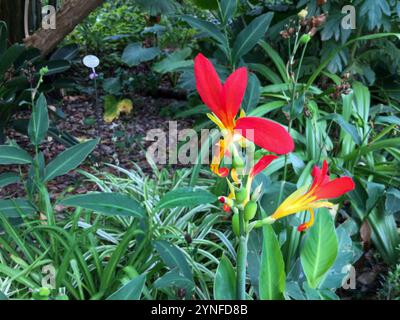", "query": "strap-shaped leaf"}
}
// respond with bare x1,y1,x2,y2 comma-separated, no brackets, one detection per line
300,209,338,289
44,139,98,181
0,199,36,218
157,187,217,209
0,146,33,165
0,173,20,188
59,193,145,218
